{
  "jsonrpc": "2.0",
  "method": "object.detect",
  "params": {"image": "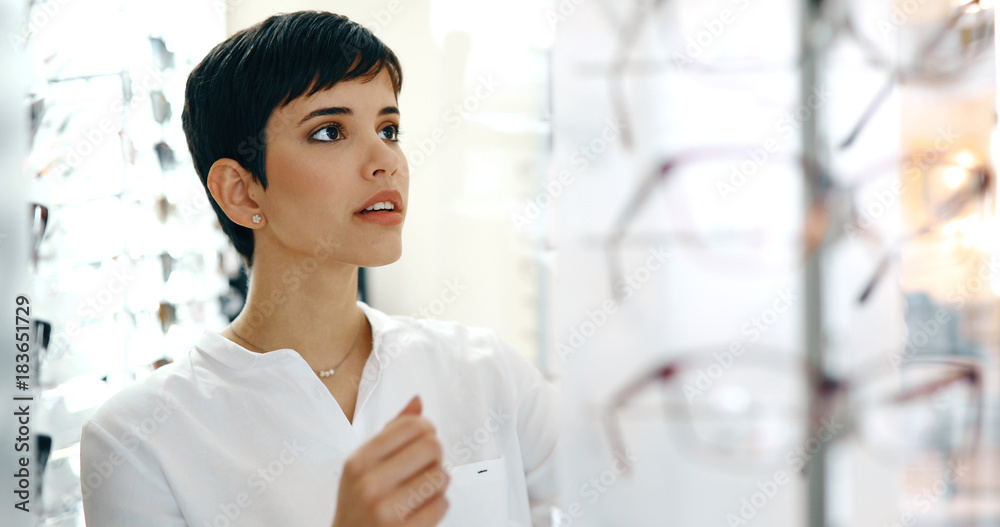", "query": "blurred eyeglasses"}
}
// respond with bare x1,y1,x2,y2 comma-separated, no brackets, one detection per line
601,147,814,299
835,0,995,149
579,0,992,151
855,148,994,302
581,0,796,149
601,146,994,303
27,73,127,203
598,350,982,477
27,195,181,271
